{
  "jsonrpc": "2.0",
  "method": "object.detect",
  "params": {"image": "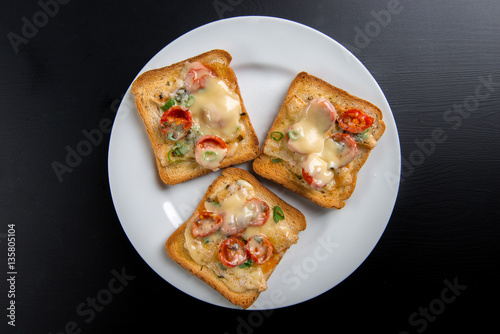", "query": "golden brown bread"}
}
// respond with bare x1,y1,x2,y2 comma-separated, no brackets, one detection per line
165,167,307,309
253,72,385,209
132,49,259,185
